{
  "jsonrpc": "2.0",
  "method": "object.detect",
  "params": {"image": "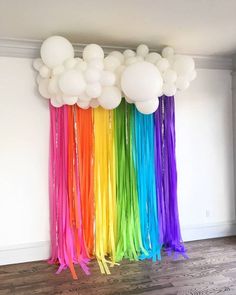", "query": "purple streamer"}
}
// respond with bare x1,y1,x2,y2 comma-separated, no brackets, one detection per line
155,96,187,258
